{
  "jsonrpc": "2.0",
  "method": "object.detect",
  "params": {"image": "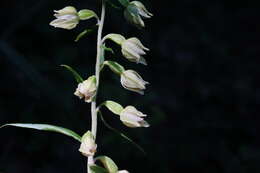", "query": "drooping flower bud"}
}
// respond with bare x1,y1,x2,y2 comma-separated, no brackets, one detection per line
74,76,96,103
120,106,149,128
124,1,153,28
50,6,79,30
121,37,149,65
118,170,129,173
79,131,97,157
120,70,148,95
